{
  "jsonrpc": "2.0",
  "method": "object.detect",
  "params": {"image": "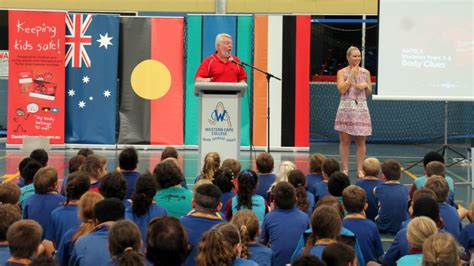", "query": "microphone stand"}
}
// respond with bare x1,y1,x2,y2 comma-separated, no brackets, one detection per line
232,59,281,153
